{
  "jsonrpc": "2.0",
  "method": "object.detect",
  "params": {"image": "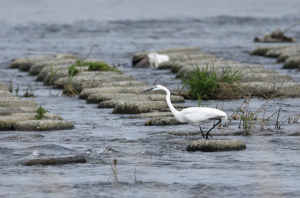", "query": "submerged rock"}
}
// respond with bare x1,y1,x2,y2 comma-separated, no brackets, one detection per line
24,155,86,166
14,120,74,131
187,139,246,152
